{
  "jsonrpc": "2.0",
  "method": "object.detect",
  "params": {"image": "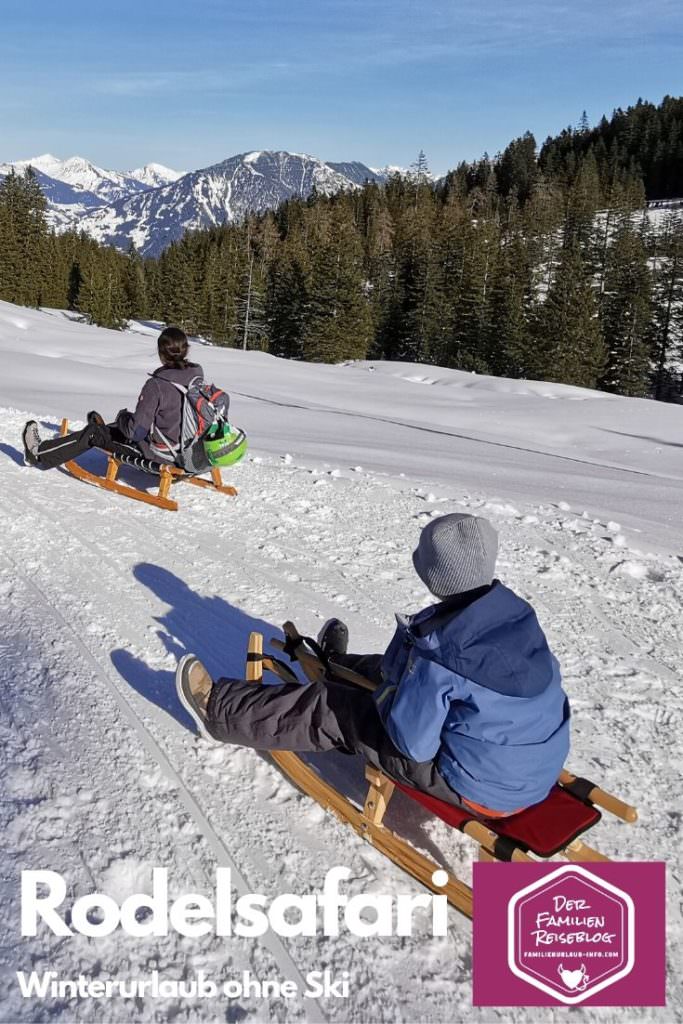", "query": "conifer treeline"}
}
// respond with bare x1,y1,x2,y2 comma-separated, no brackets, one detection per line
146,168,683,399
539,96,683,201
1,96,683,401
0,168,142,325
